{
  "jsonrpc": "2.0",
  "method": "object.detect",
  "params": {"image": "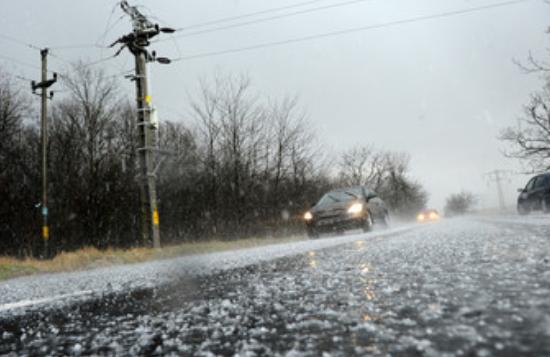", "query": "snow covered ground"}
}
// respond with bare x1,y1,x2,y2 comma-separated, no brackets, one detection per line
1,217,550,356
476,212,550,227
0,224,418,315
